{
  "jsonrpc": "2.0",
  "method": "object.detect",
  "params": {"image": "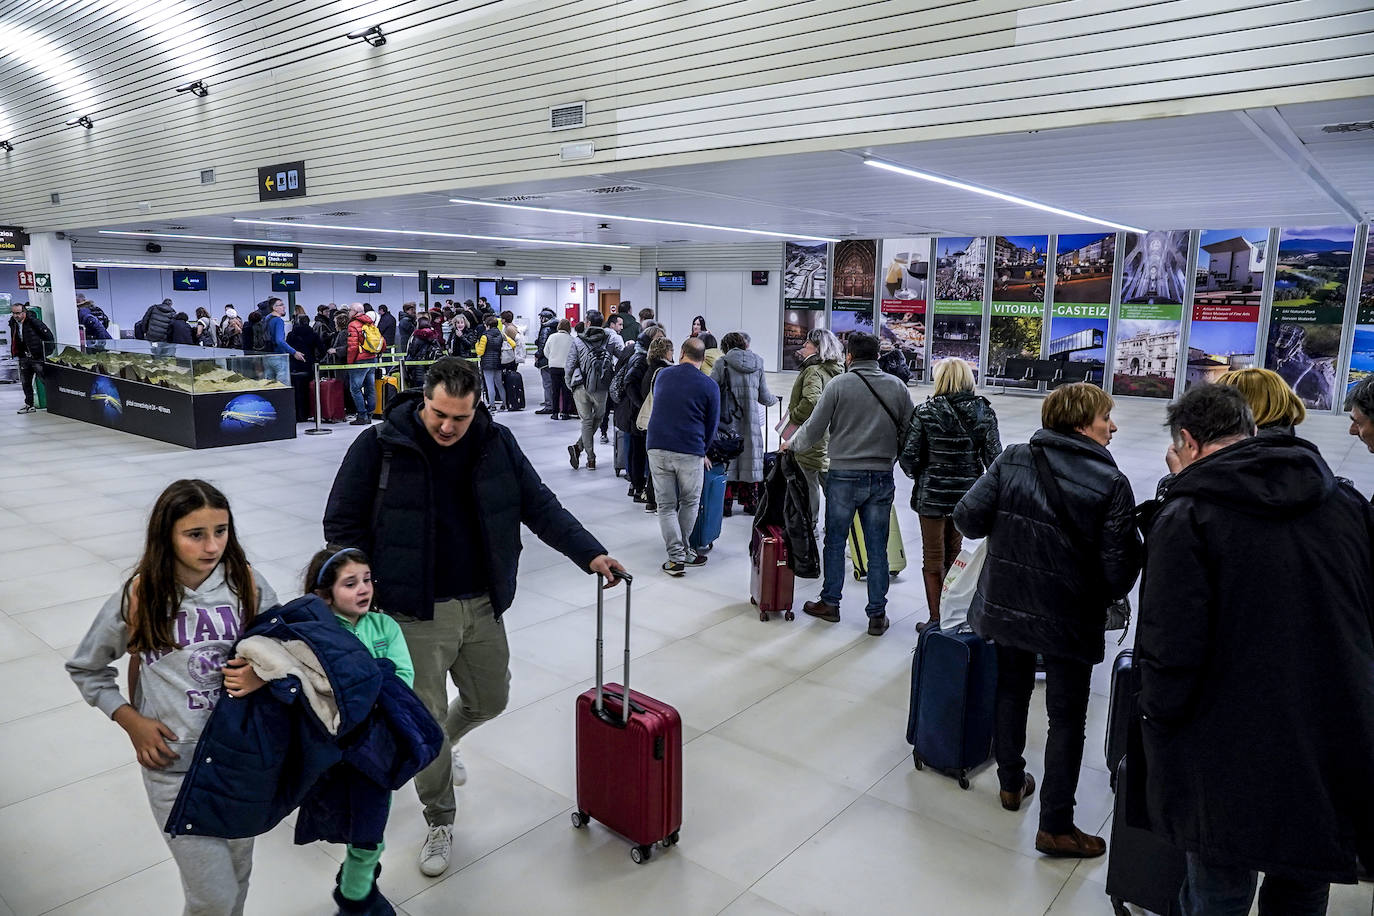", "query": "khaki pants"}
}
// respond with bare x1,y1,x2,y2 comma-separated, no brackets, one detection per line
396,594,511,827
